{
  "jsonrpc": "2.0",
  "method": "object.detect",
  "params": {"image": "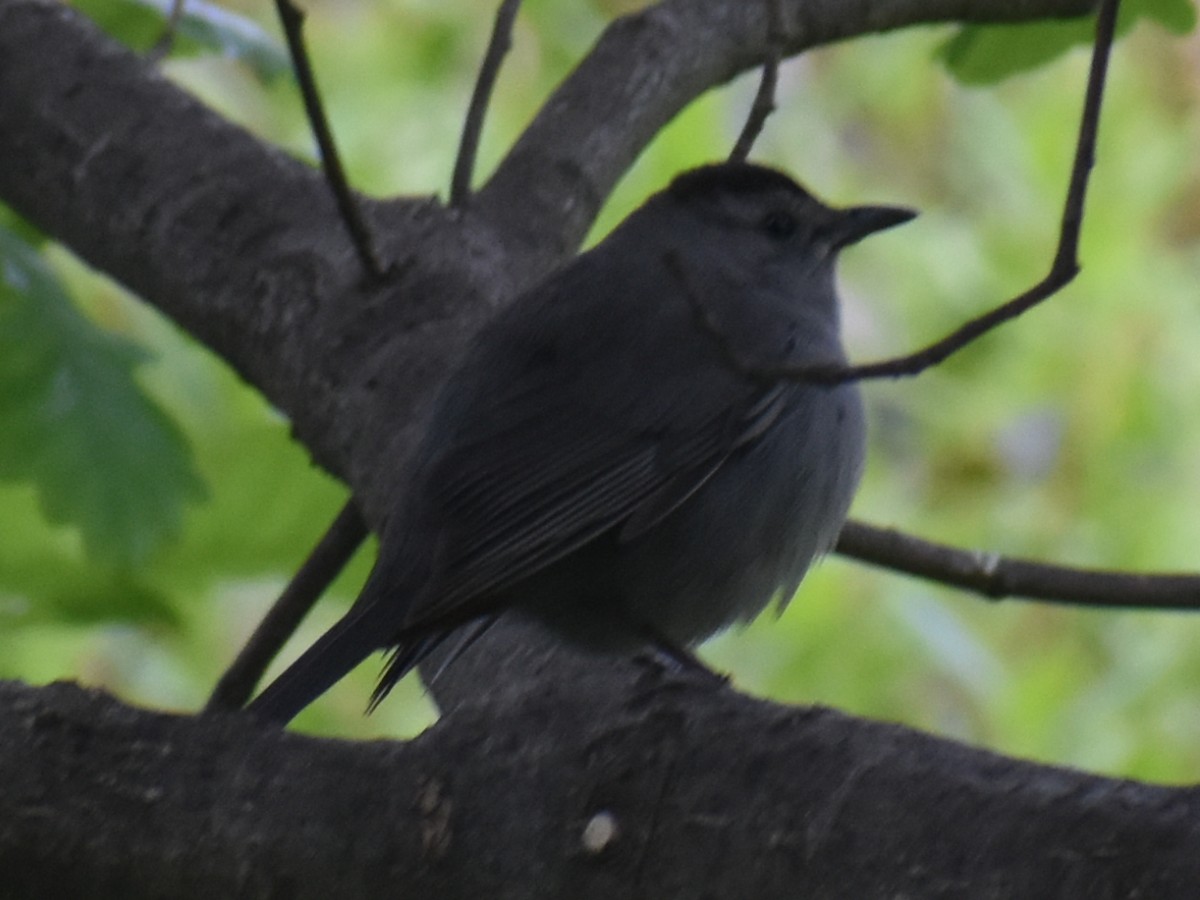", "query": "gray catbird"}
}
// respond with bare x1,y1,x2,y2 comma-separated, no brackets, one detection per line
248,162,914,724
